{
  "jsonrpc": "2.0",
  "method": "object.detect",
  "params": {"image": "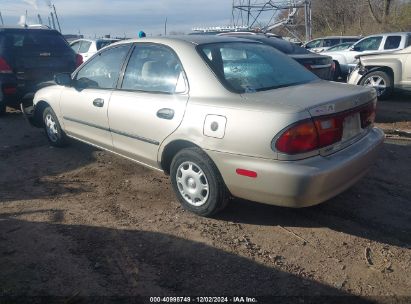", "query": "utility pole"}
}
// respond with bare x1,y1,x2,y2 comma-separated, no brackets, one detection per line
0,11,4,26
50,12,56,30
304,0,312,41
37,14,43,25
164,17,168,36
52,4,62,32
